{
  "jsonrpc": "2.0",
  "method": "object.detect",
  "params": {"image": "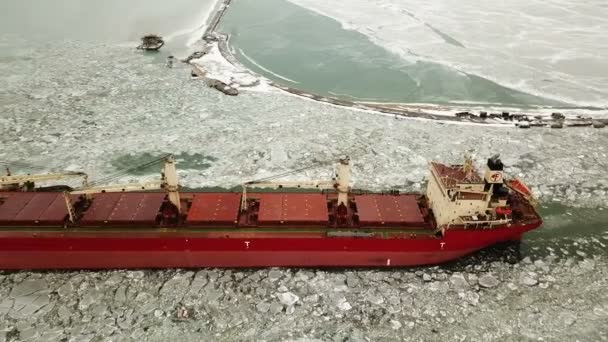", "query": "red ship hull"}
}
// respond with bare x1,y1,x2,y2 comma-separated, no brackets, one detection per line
0,174,543,270
0,222,540,269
